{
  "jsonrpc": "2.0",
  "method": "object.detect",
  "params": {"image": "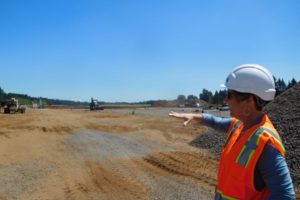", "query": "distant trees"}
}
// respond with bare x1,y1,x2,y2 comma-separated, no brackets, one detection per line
199,89,213,103
0,87,6,101
274,77,298,96
177,95,186,103
187,94,198,102
177,94,197,106
274,77,287,96
0,85,89,106
0,76,298,107
211,90,227,105
199,89,226,105
287,78,297,89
